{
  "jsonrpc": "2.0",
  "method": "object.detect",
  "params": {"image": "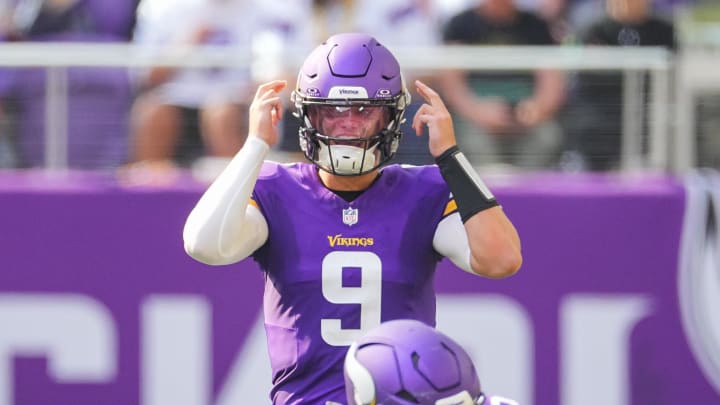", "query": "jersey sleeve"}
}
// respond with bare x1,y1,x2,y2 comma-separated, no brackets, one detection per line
433,193,474,274
183,137,270,265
